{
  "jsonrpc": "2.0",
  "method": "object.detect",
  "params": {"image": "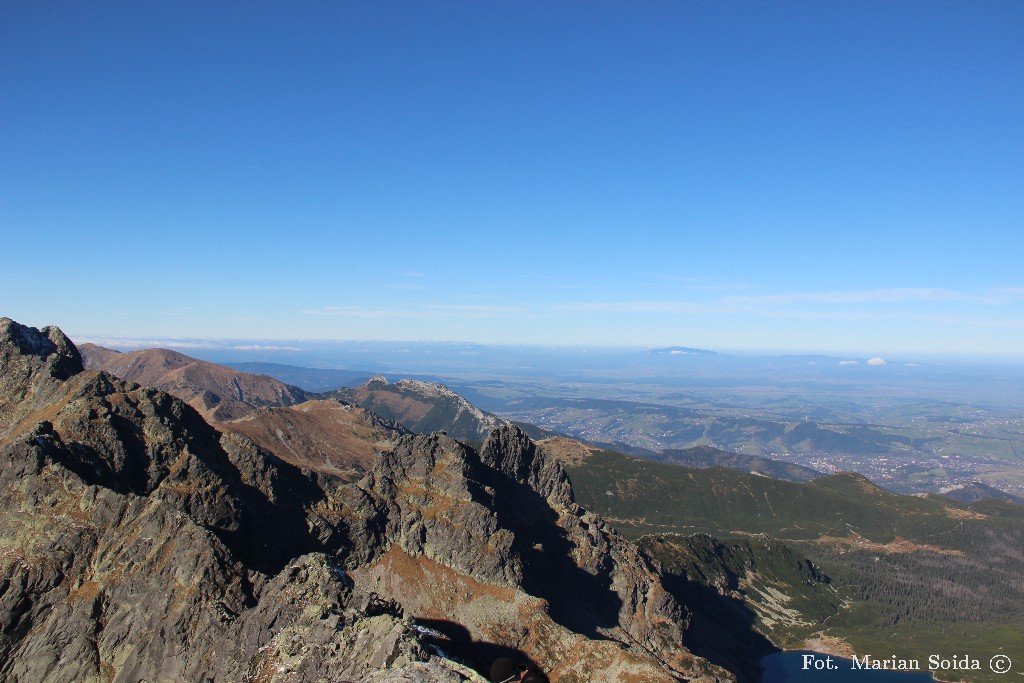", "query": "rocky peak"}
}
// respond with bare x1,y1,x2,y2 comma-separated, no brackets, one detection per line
394,379,504,427
350,431,522,586
1,319,87,437
337,424,723,681
338,377,507,443
394,378,453,397
480,425,574,508
0,317,83,381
